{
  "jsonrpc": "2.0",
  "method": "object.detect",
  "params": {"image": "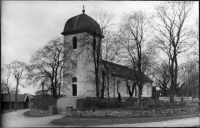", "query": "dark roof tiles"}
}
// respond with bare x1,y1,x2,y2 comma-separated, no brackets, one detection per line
1,94,34,102
102,60,153,83
62,14,103,38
